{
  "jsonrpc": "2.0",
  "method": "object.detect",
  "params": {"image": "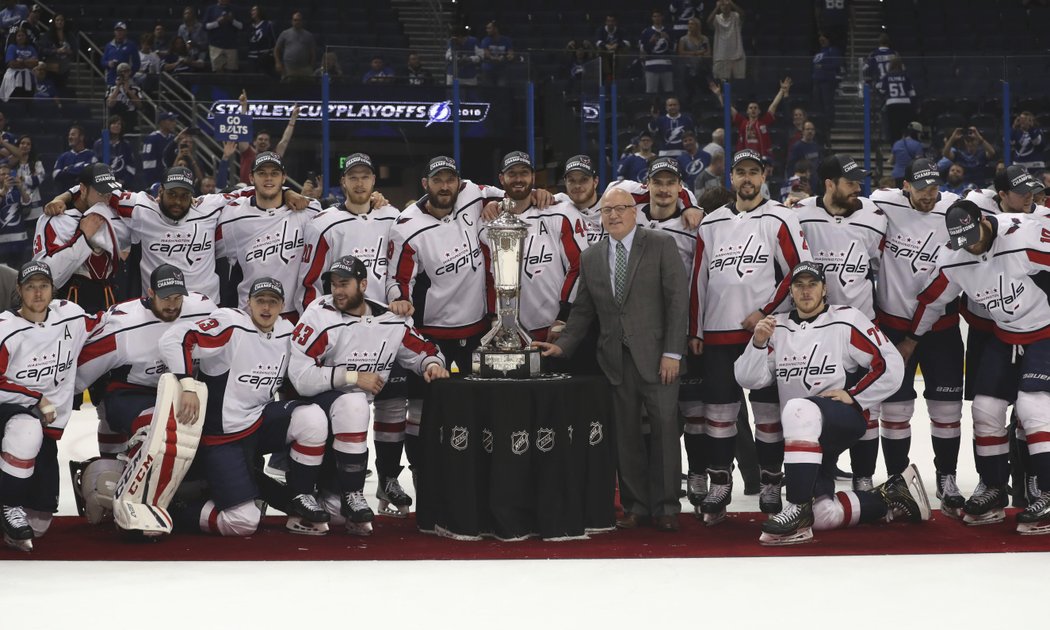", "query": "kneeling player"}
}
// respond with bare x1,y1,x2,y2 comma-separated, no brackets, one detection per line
734,262,930,545
159,278,330,536
289,256,449,535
